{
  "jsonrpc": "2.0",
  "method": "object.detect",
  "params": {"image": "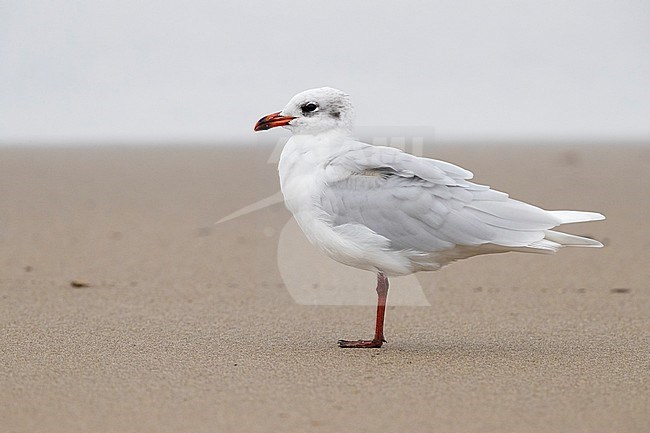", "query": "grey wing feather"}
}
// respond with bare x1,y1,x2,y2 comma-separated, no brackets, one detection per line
330,144,474,185
321,144,563,253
